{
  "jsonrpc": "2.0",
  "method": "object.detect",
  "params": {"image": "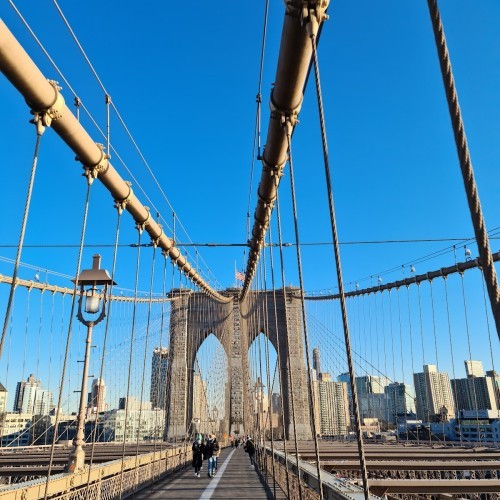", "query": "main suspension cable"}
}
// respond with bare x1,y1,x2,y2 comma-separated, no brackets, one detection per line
427,0,500,338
